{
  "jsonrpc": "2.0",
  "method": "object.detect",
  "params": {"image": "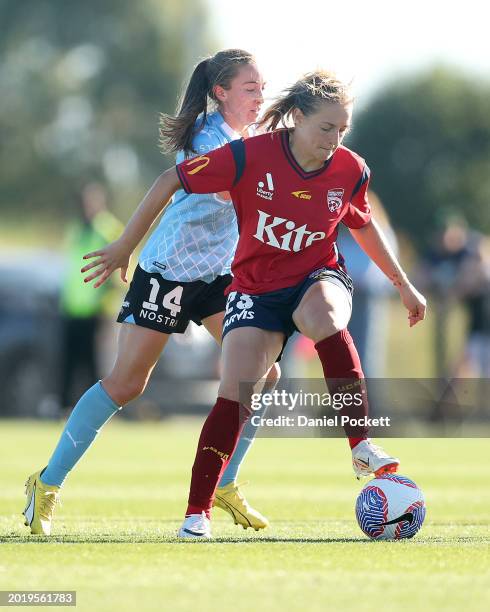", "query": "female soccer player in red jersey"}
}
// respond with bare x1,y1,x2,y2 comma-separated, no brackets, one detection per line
23,49,277,536
80,71,426,539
